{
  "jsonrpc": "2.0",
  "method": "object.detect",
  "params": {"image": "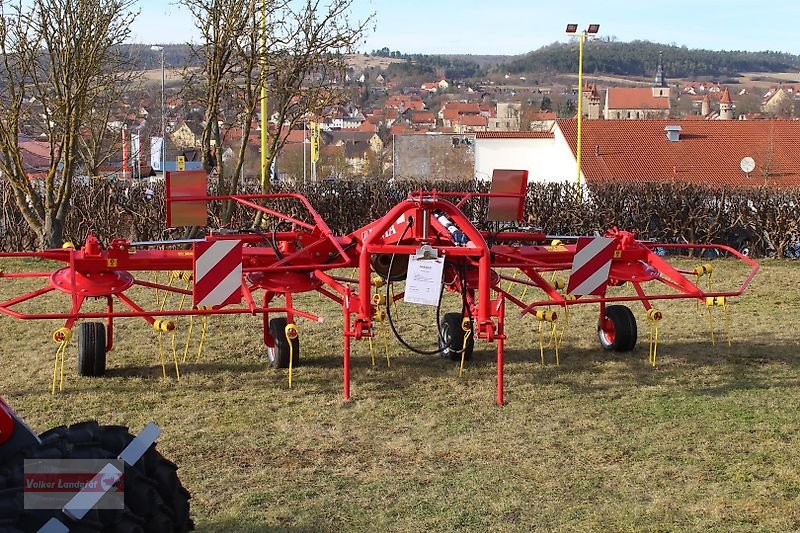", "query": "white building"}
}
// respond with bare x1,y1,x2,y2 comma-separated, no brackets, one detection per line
474,129,581,184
